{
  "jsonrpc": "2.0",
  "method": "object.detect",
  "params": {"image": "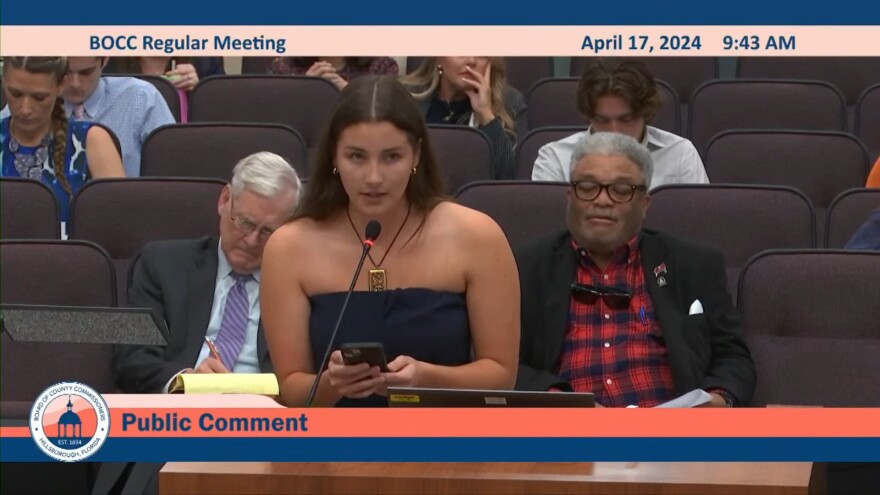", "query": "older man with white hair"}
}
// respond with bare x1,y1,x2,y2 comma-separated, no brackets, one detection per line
114,151,303,393
95,152,302,495
515,132,755,409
